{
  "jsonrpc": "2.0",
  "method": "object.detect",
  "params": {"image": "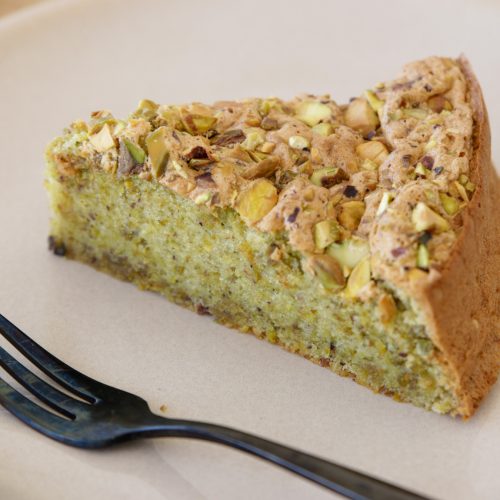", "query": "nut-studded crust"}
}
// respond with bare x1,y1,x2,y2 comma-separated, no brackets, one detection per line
415,56,500,417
